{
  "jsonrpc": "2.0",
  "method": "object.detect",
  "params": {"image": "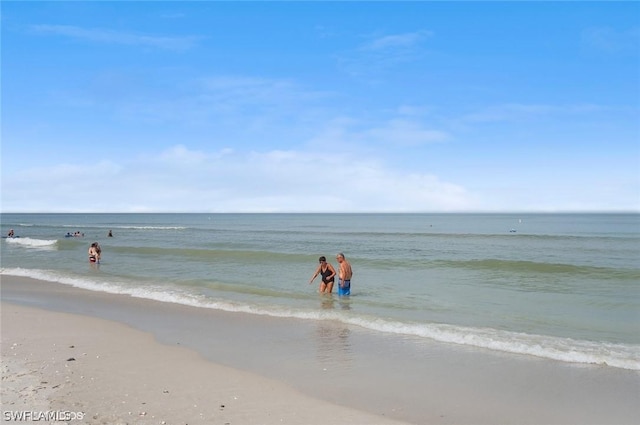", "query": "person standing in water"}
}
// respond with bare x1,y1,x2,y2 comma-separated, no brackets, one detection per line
336,252,353,296
88,242,101,264
309,256,336,293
